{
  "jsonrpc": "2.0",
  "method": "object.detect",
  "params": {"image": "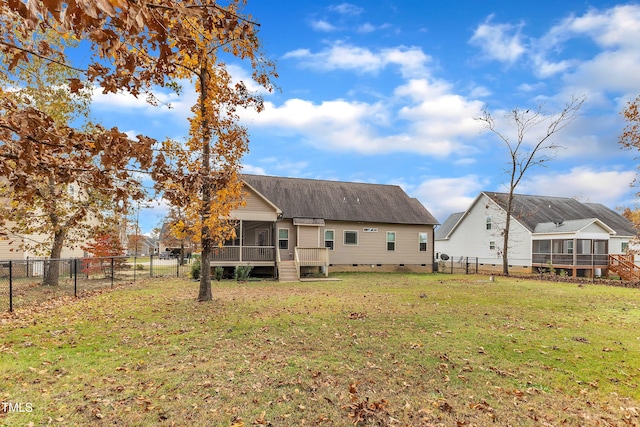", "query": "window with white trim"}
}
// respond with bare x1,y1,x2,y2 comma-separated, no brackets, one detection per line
489,241,496,250
344,230,358,246
324,230,334,250
278,228,289,250
419,232,428,252
386,231,396,251
486,216,492,230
